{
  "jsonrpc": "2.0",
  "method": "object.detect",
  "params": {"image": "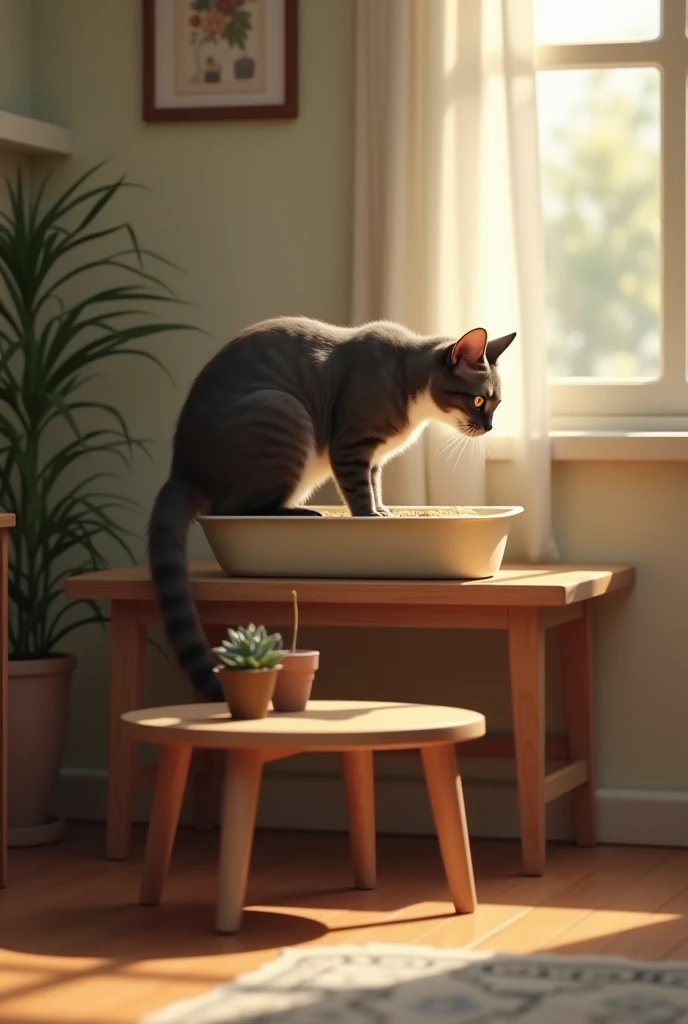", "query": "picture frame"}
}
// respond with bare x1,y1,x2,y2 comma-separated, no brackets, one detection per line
142,0,298,122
